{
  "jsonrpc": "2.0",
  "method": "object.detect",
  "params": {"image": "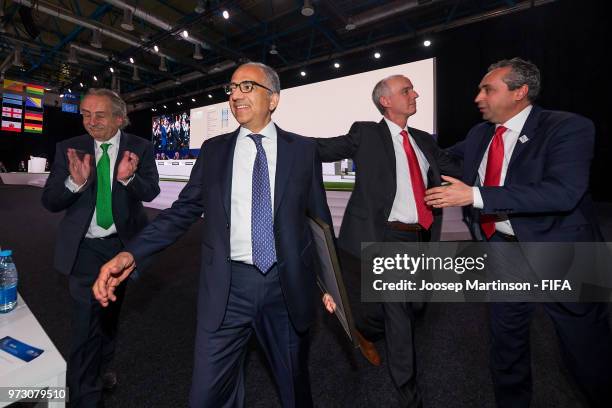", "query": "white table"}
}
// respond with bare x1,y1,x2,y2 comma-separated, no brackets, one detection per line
0,294,66,407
